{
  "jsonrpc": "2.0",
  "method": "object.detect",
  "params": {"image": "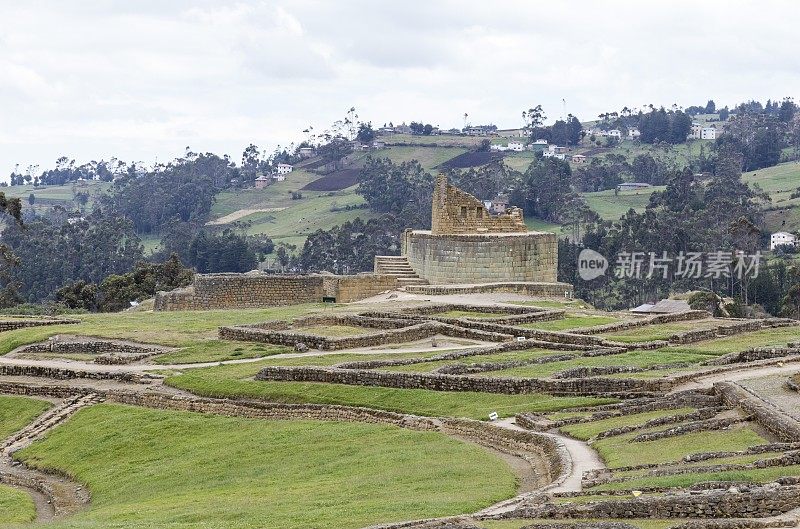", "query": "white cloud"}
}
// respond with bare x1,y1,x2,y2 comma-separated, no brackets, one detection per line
1,0,799,177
